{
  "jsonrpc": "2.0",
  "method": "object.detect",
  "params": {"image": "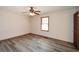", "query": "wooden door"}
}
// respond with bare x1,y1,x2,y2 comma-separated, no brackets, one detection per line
74,11,79,49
